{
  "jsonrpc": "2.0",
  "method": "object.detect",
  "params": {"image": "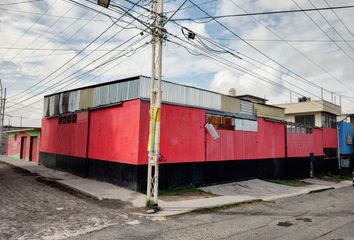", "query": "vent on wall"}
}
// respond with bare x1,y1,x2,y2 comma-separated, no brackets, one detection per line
58,113,77,125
